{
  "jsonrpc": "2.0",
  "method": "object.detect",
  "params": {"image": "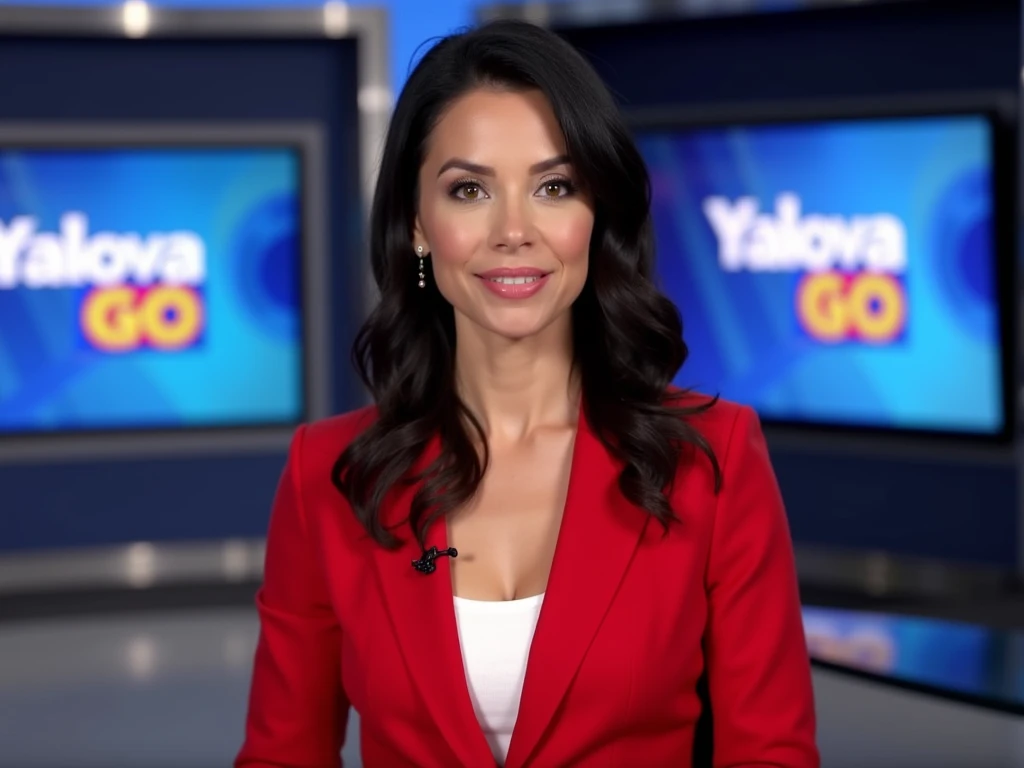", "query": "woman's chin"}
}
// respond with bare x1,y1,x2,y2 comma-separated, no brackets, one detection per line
480,318,553,343
494,325,547,343
455,303,572,344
